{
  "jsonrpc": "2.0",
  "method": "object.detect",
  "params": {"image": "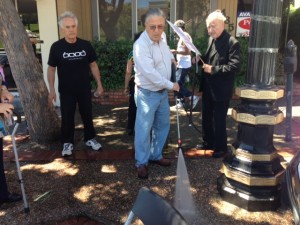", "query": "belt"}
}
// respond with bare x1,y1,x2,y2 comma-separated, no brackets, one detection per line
137,86,165,93
156,89,166,93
